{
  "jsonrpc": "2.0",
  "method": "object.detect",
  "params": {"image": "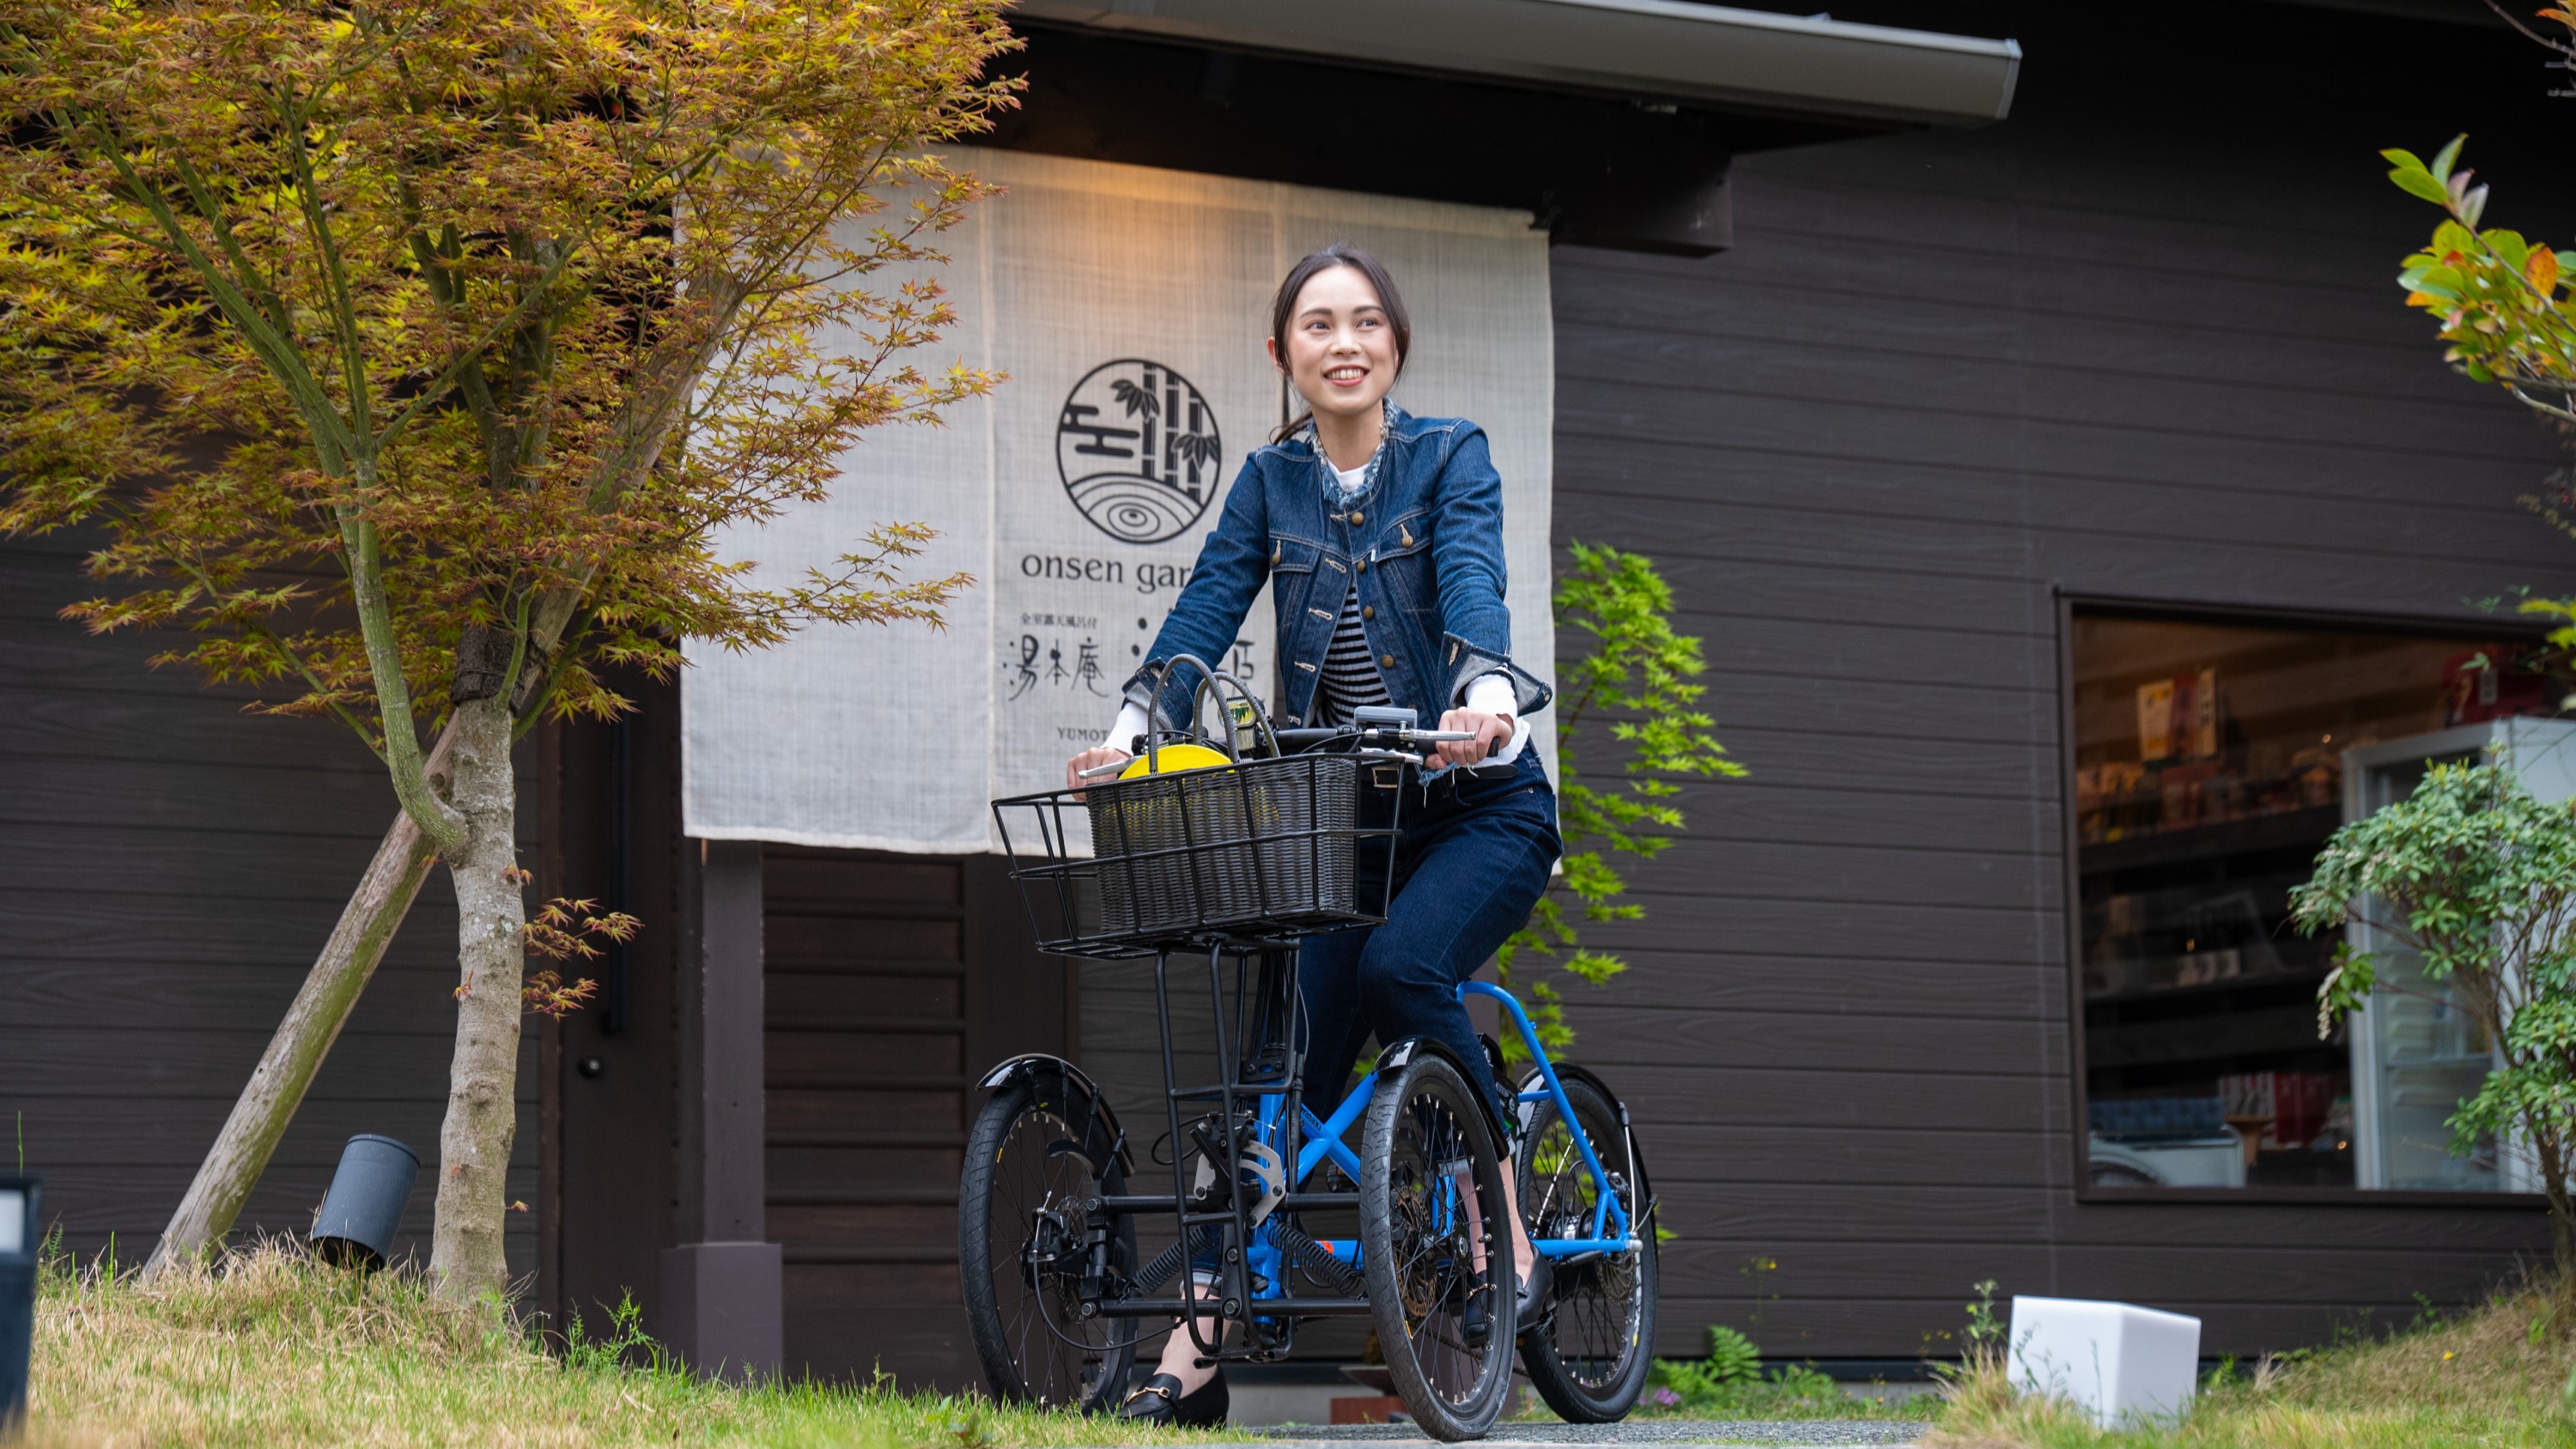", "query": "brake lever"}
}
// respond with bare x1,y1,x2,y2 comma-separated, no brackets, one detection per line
1353,747,1425,764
